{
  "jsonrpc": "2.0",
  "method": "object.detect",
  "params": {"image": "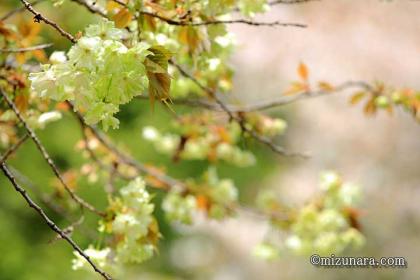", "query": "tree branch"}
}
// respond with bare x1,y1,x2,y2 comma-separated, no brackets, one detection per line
141,11,306,28
19,0,77,43
268,0,321,5
170,60,308,158
108,0,305,28
0,163,112,280
0,87,105,216
138,81,372,113
227,81,372,112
